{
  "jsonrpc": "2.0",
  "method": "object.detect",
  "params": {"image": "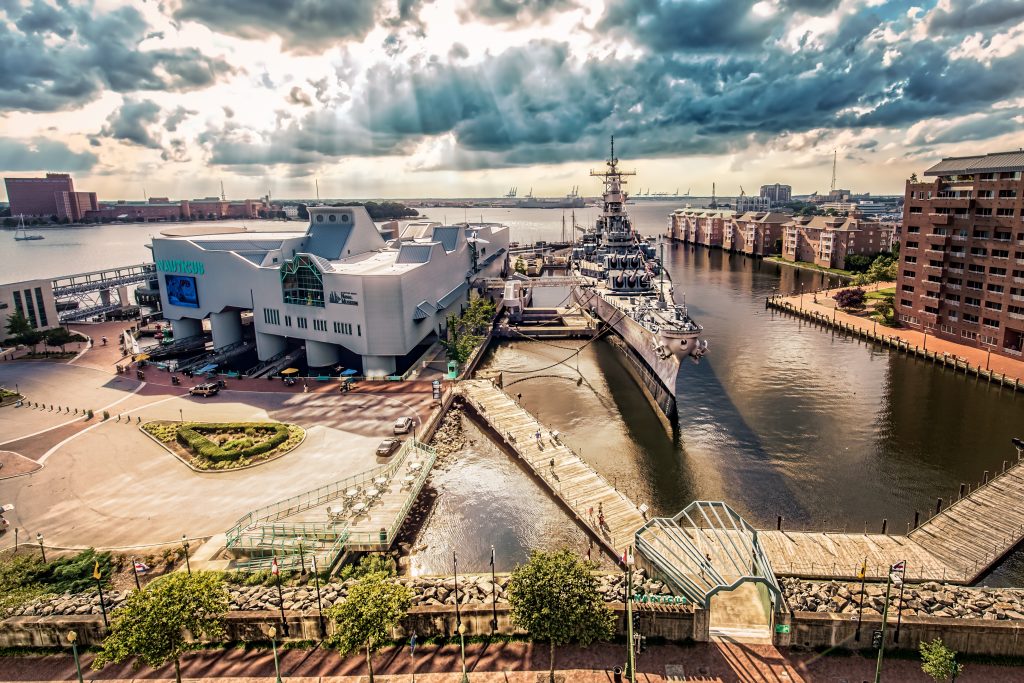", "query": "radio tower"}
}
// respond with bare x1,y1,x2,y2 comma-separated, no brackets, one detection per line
830,150,837,193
